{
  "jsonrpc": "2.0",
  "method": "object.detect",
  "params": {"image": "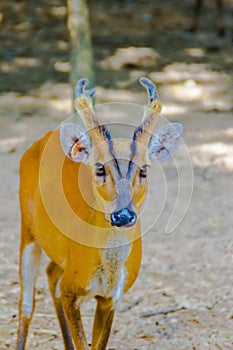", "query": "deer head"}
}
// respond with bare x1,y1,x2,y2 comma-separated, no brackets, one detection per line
60,78,183,228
